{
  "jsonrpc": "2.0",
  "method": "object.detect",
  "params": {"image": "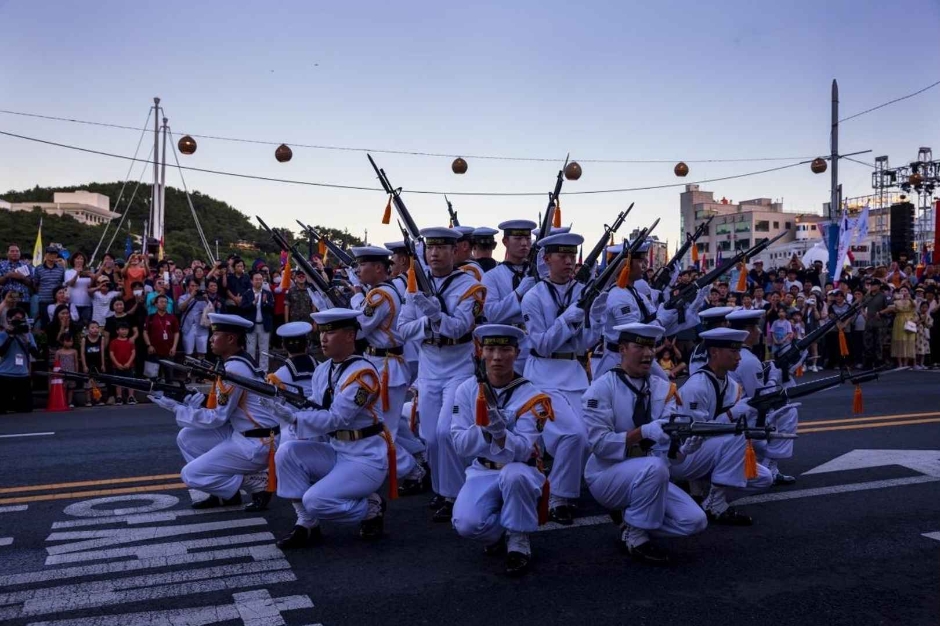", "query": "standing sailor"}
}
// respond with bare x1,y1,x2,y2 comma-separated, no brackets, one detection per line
453,226,485,282
268,309,392,547
471,227,499,272
521,231,606,524
150,313,279,512
451,324,551,576
269,321,318,442
664,328,773,525
687,306,735,375
582,323,707,563
398,227,486,522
